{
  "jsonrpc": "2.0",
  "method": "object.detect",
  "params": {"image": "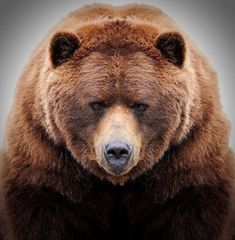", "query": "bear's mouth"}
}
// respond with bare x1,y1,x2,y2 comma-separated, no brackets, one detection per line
94,159,142,185
101,161,137,176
